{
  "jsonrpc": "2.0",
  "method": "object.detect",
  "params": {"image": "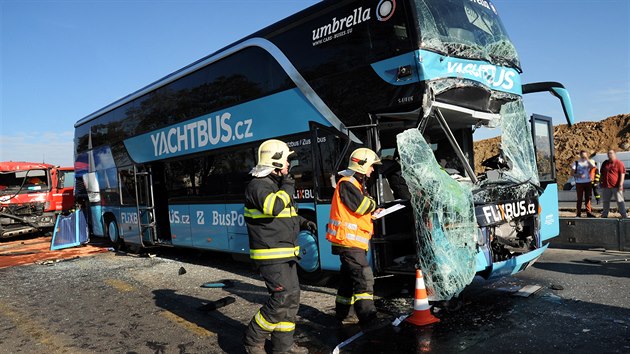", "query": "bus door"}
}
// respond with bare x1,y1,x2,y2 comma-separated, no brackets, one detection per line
530,114,559,242
132,165,159,247
148,162,172,245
